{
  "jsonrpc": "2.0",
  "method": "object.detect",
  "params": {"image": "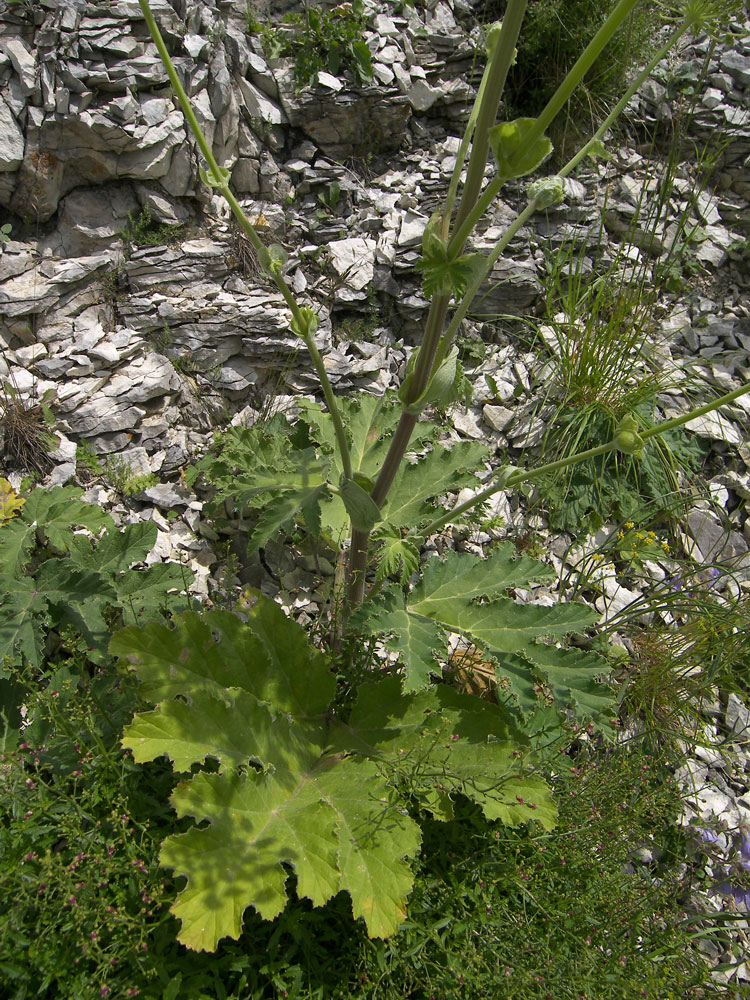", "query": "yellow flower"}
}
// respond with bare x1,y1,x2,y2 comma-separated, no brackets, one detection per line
617,530,625,540
661,541,670,552
624,521,635,530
